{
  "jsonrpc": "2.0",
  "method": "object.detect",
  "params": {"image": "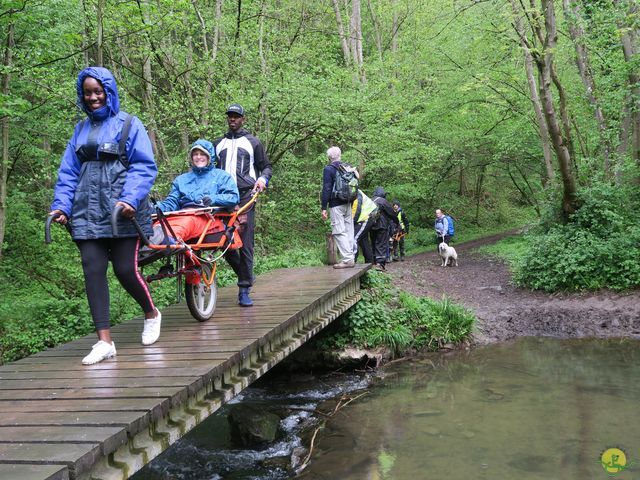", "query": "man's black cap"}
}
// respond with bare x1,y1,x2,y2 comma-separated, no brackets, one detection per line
226,103,245,116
